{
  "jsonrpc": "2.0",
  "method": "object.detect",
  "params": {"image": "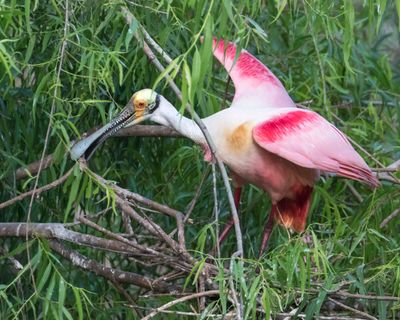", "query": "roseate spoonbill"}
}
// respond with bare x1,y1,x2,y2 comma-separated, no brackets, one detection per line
70,38,379,254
